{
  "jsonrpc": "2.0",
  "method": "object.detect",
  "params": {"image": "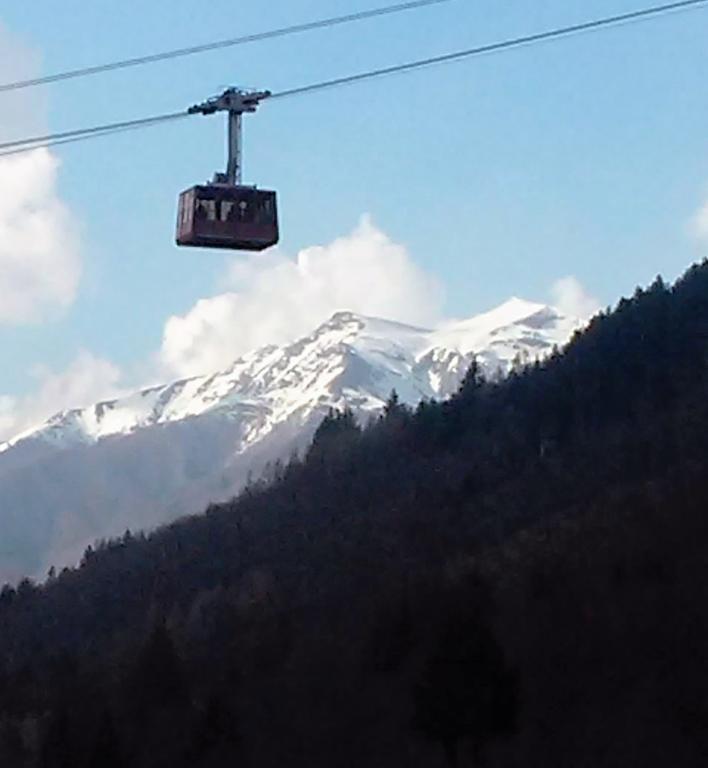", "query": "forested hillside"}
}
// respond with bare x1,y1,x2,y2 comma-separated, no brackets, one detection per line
1,262,708,767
